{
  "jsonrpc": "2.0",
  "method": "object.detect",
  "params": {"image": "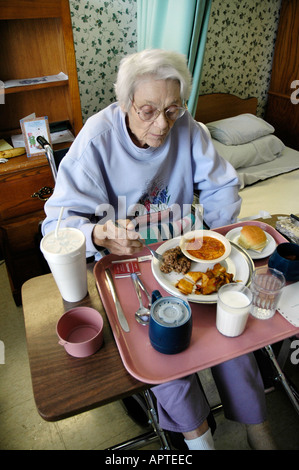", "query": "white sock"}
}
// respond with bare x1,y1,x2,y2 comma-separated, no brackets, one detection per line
184,428,215,450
